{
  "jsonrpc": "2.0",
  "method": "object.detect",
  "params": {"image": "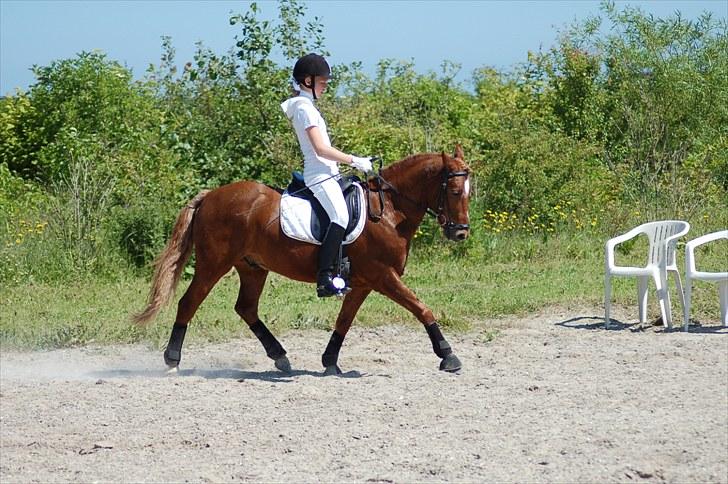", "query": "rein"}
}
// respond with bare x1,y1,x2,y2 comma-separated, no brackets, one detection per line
364,162,469,236
364,173,386,222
